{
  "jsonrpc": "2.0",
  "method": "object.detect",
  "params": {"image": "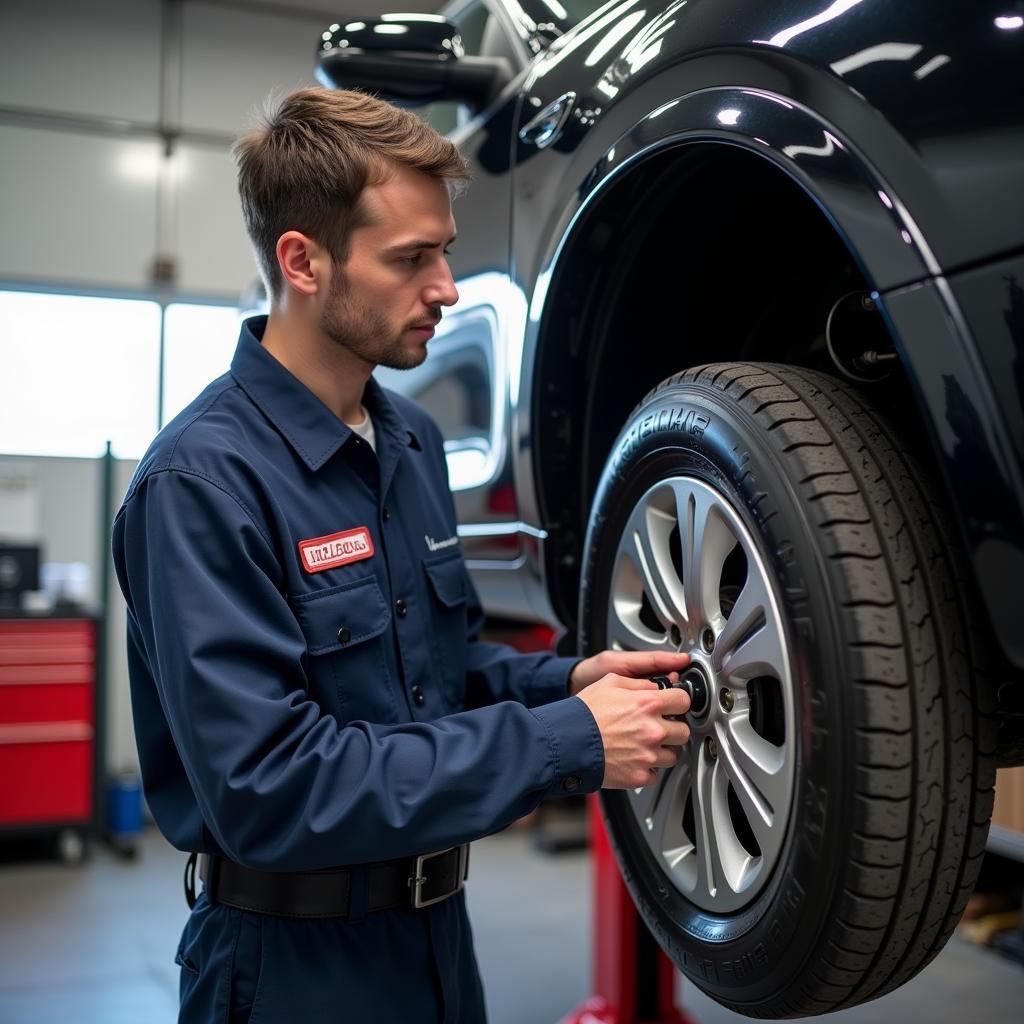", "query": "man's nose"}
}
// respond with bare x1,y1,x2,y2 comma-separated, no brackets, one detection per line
425,260,459,308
